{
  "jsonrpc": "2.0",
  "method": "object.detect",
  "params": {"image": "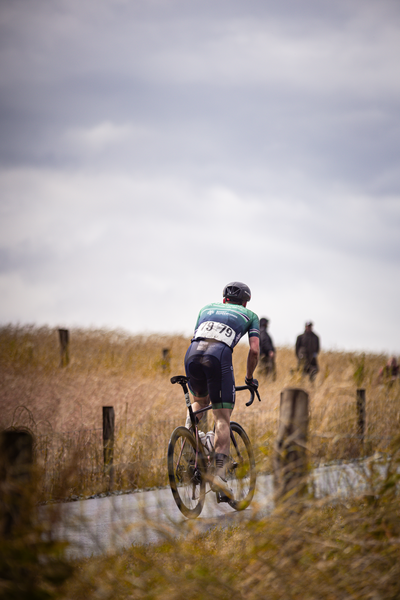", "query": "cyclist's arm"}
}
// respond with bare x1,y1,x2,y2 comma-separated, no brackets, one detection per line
246,336,259,380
